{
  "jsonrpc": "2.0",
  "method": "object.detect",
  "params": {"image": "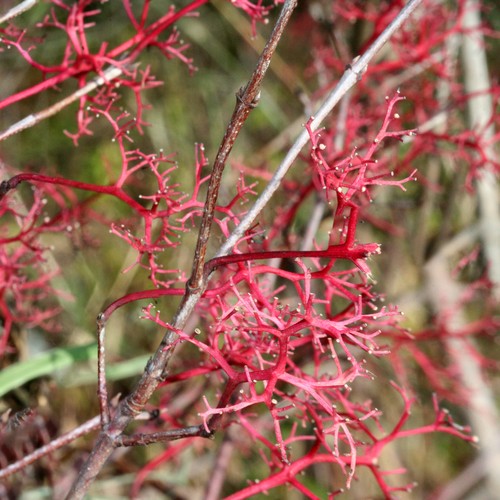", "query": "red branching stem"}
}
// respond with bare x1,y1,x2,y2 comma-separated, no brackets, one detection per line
100,288,184,322
205,242,380,275
108,0,208,61
97,288,184,425
0,173,145,213
0,0,209,112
